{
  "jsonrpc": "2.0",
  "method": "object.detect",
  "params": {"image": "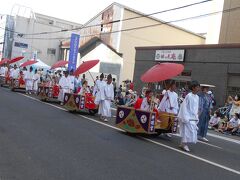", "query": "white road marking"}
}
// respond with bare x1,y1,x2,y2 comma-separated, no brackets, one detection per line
78,115,124,132
207,133,240,145
172,134,223,149
18,94,240,175
141,138,240,175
